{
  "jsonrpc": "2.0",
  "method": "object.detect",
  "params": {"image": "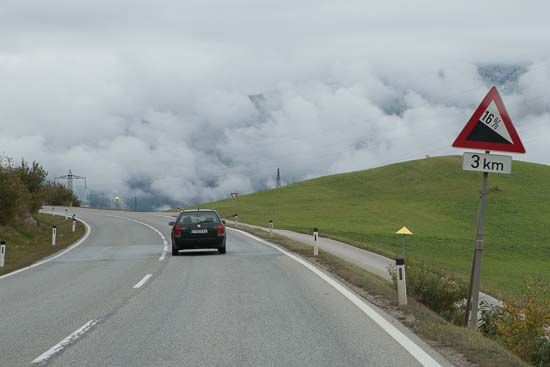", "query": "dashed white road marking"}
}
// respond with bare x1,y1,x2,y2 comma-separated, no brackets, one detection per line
229,227,443,367
132,273,153,289
31,319,98,364
101,214,168,261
